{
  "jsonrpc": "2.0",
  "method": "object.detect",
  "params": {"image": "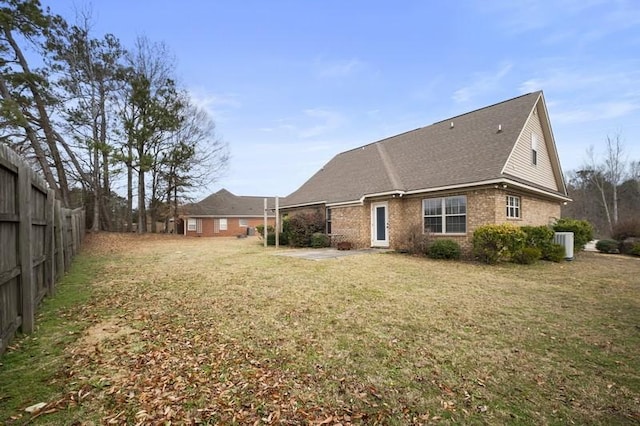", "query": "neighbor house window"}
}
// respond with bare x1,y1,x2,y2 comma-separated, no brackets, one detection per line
506,195,521,219
196,219,202,234
531,133,538,166
239,218,248,227
214,218,227,233
187,218,196,231
423,195,466,234
326,208,332,234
